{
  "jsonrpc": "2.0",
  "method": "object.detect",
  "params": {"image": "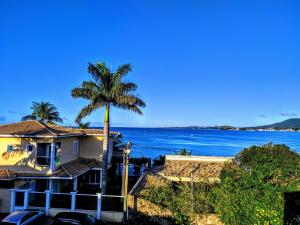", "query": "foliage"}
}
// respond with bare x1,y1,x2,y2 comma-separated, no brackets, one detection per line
22,101,63,124
152,155,166,167
209,143,300,225
113,133,126,152
77,121,90,129
175,148,192,155
128,212,173,225
71,62,146,123
130,157,151,174
71,61,146,188
142,179,216,225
